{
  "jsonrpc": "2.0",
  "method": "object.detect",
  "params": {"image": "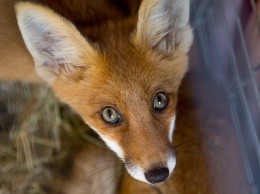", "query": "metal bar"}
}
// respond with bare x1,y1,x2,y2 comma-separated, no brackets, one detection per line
235,15,260,109
231,0,260,174
221,5,254,184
